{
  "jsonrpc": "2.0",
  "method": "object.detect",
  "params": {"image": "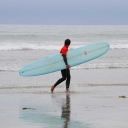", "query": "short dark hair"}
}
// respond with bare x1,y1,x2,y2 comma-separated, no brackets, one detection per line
64,39,71,45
